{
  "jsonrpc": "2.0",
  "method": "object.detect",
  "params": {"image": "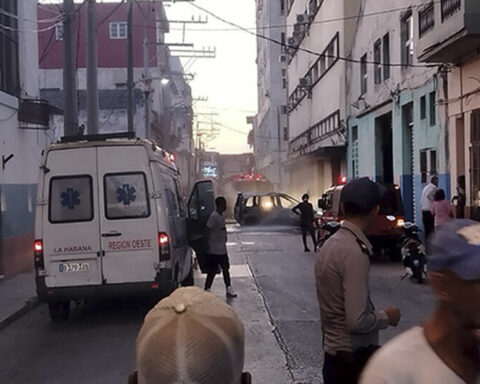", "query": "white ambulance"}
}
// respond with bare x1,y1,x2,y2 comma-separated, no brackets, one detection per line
34,133,215,321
